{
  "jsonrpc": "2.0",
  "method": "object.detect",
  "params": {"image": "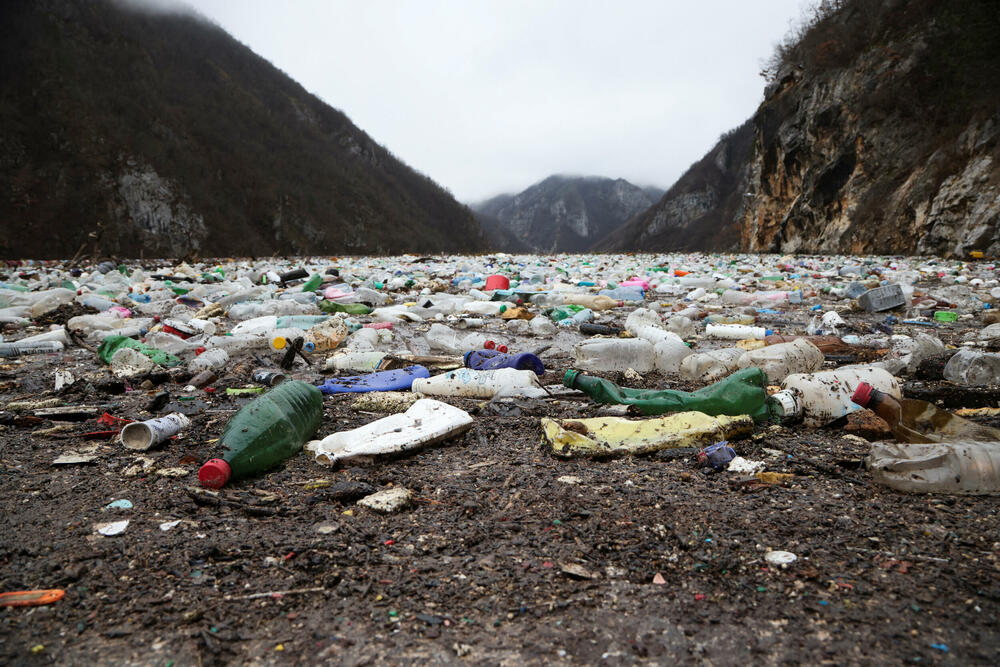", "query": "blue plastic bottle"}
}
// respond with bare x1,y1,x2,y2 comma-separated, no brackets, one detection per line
317,366,430,394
